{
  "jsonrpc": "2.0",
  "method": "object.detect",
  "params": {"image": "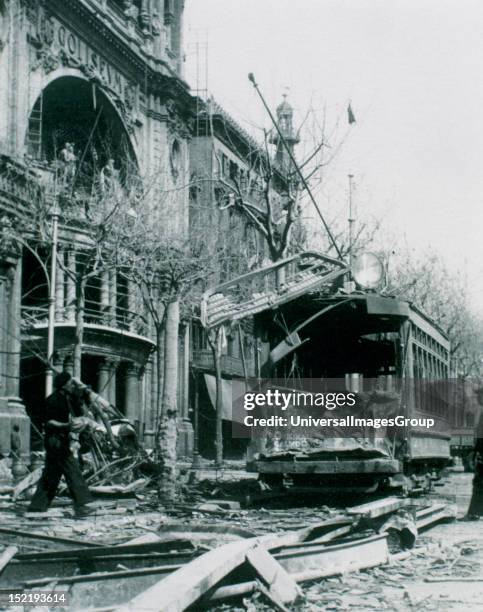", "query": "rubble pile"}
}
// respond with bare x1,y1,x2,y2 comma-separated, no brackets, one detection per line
0,471,473,611
209,537,482,612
